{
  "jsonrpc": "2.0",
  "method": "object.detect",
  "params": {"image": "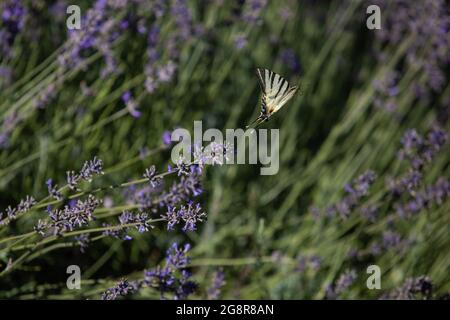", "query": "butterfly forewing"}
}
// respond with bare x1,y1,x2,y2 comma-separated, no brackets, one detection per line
256,68,297,116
